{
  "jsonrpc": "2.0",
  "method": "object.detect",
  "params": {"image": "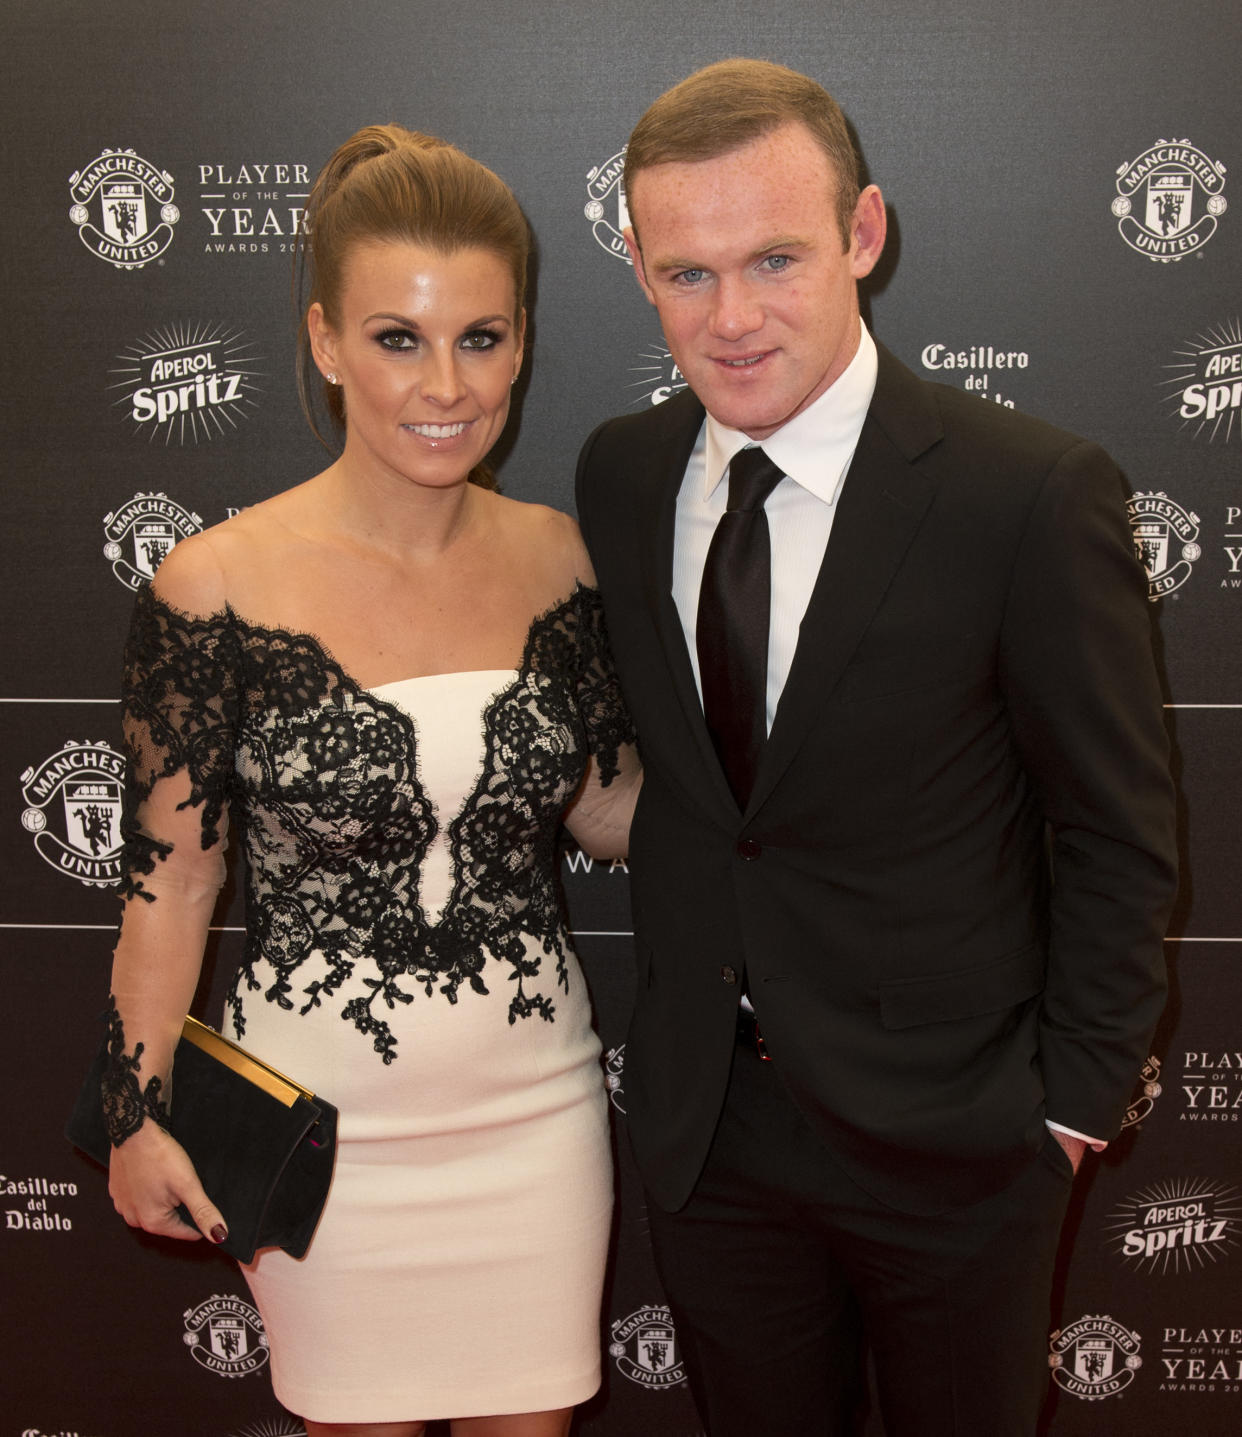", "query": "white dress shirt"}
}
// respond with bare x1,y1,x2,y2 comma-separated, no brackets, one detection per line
671,324,877,735
669,321,1101,1152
